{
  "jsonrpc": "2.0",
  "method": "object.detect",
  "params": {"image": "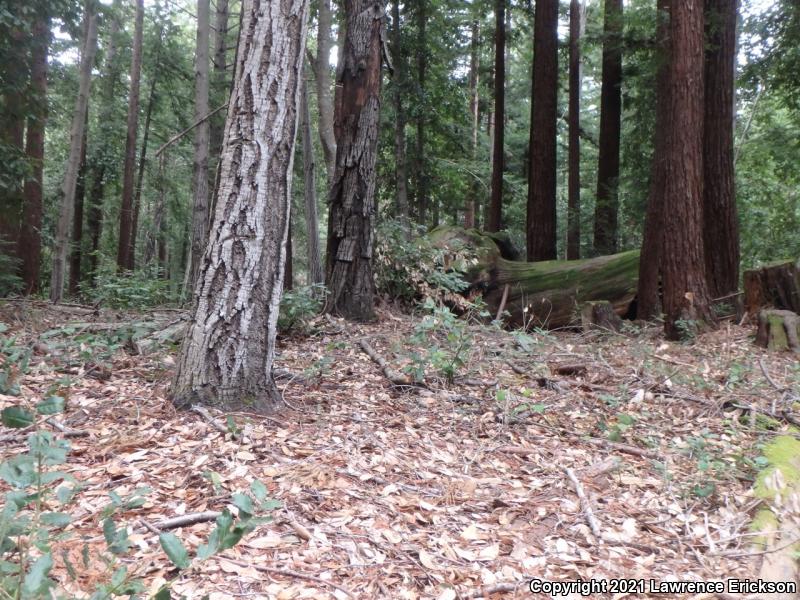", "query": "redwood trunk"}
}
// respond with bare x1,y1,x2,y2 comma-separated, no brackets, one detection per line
487,0,505,233
391,0,409,220
68,111,89,297
324,1,385,321
129,73,157,269
593,0,623,256
703,0,739,298
567,0,585,260
315,0,337,182
465,19,480,230
173,0,309,412
116,0,144,272
0,29,26,255
301,78,323,286
526,0,559,260
413,0,428,226
18,17,50,295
